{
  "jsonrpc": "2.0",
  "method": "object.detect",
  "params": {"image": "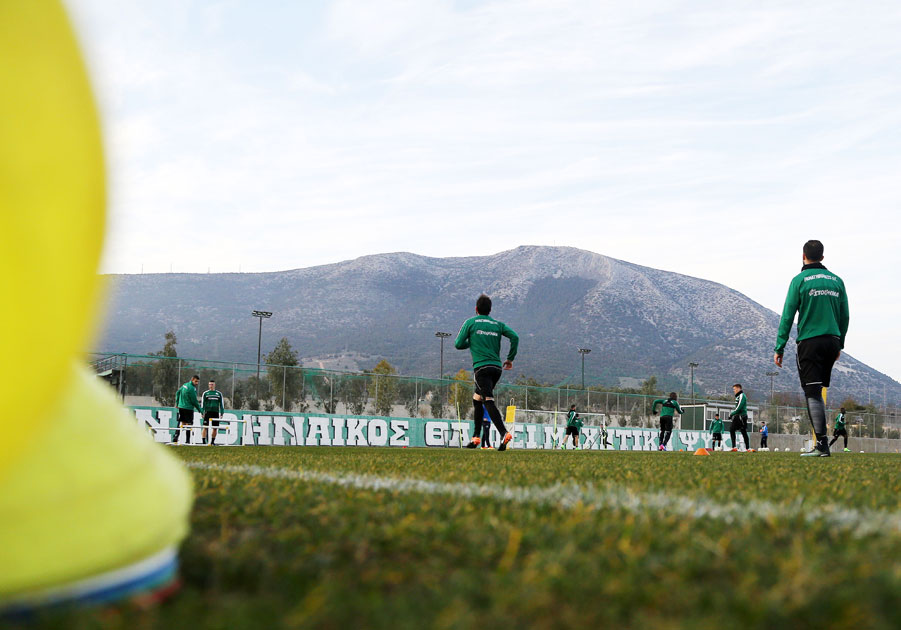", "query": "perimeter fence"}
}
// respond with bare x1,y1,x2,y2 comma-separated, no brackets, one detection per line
87,352,901,440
